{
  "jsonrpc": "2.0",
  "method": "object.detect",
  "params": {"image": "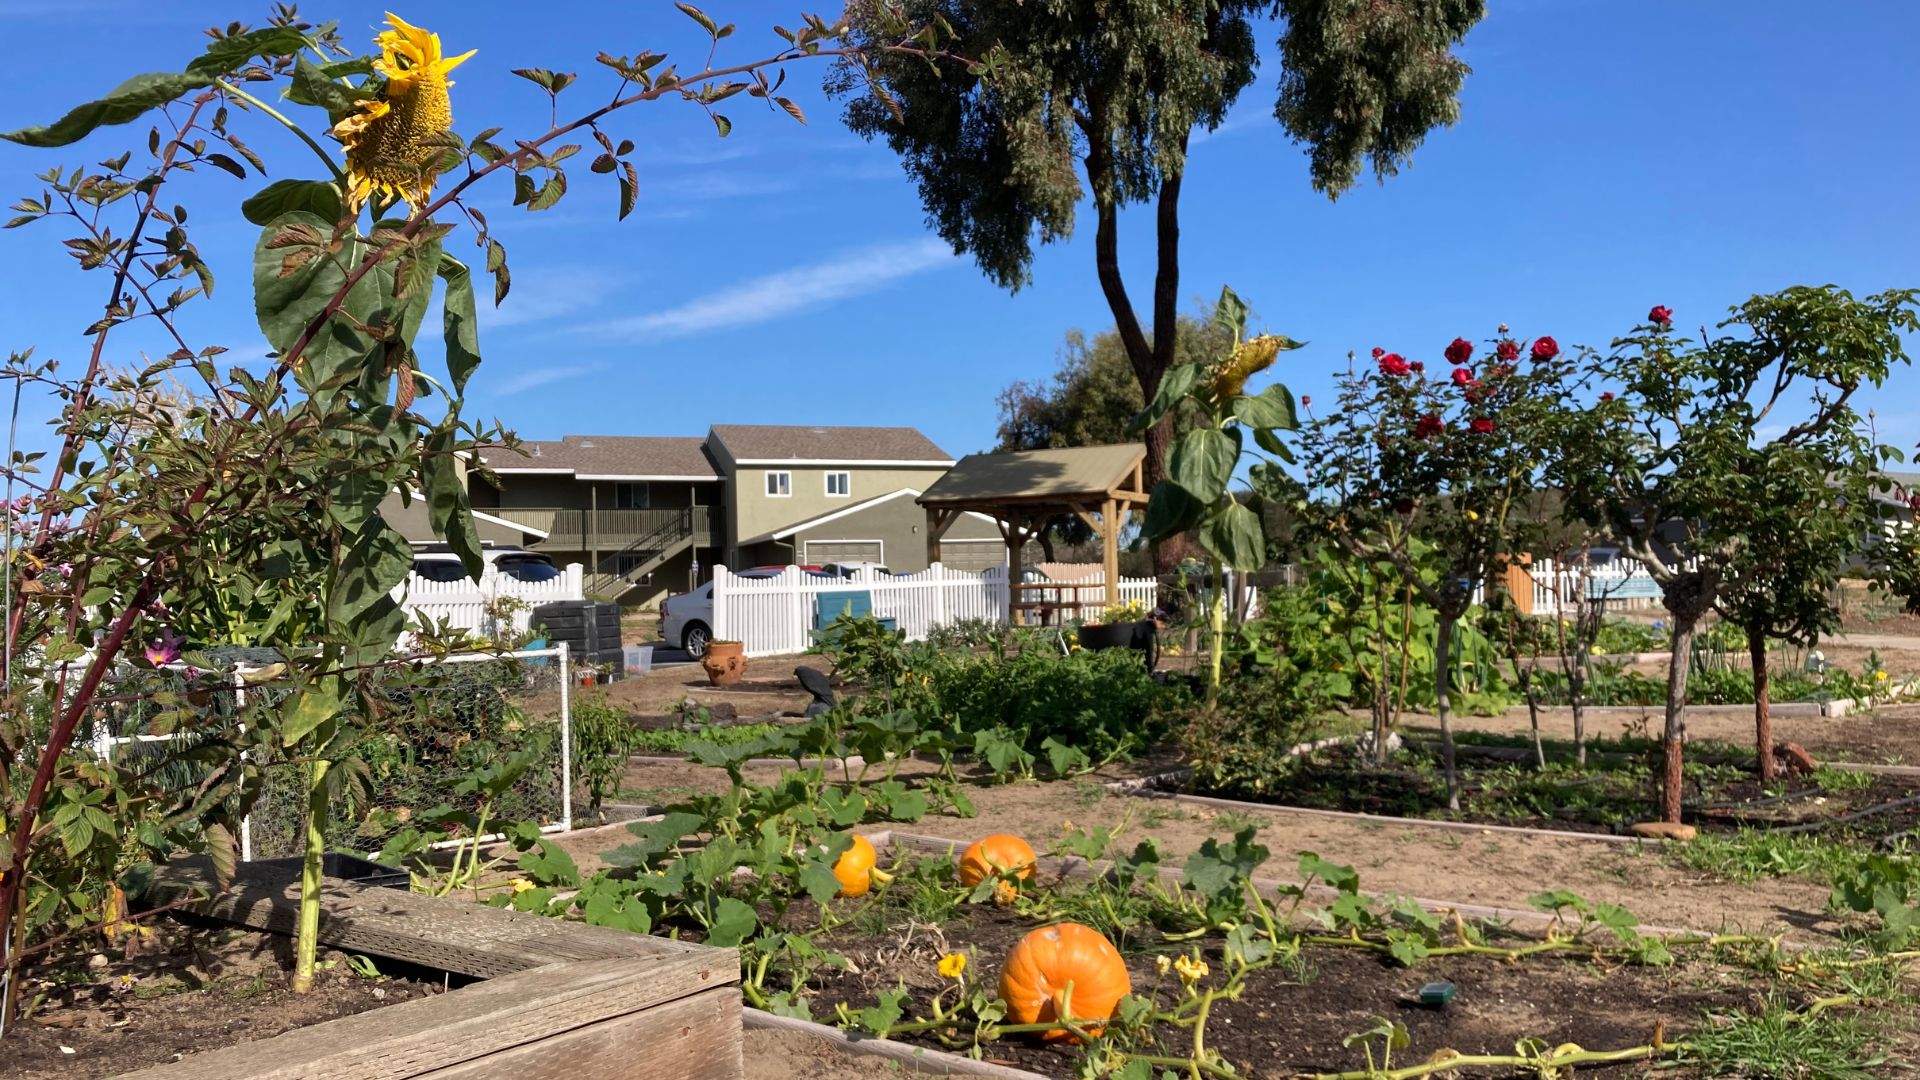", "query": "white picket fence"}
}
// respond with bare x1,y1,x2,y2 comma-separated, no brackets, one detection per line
396,563,585,636
1528,558,1665,615
711,563,1159,658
